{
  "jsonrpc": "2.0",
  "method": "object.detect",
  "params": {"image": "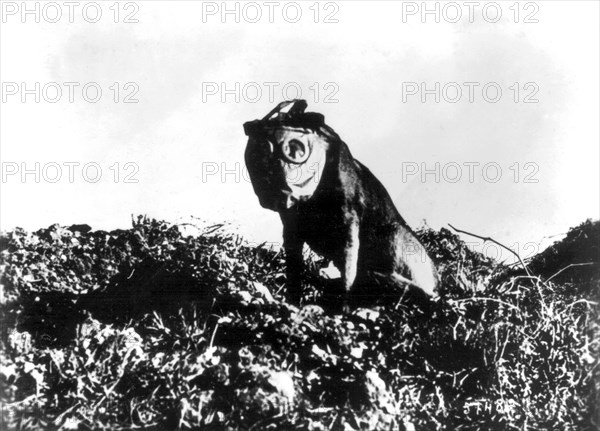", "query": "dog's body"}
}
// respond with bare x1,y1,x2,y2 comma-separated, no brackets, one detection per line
244,100,437,310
